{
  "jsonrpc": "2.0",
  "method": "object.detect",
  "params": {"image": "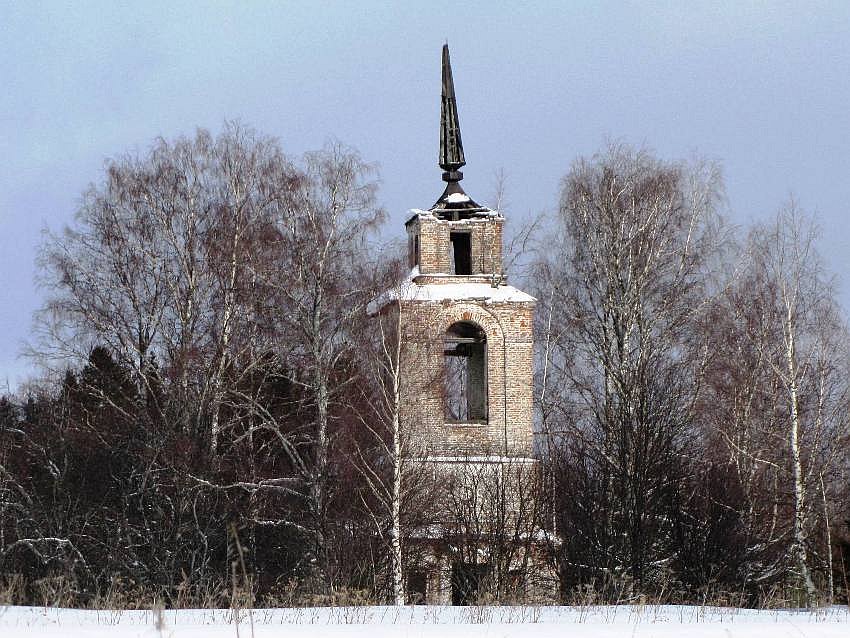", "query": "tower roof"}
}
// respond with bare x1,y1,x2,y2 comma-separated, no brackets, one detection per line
431,44,488,218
